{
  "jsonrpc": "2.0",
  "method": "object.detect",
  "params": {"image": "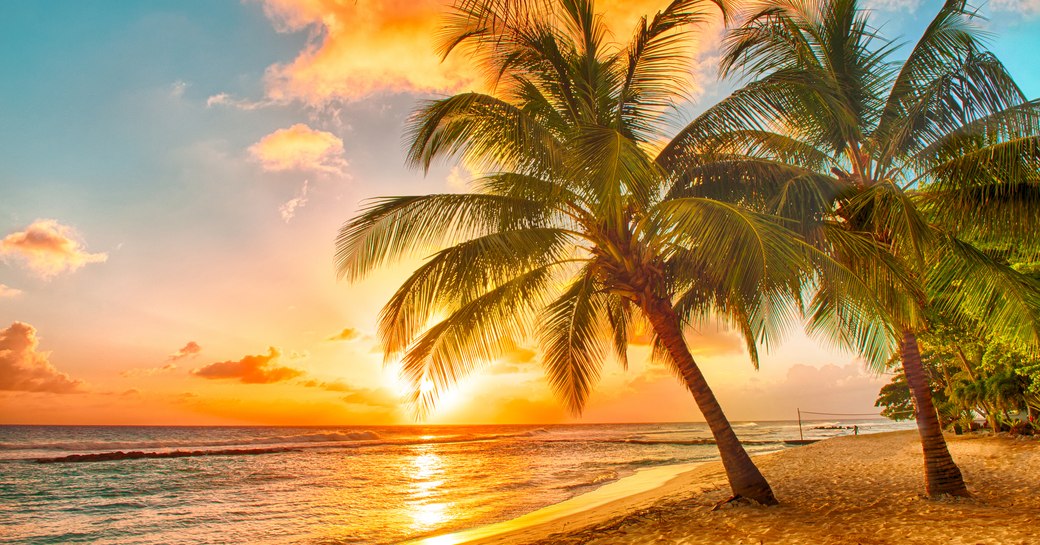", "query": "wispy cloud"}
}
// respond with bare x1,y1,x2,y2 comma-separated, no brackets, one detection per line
299,378,400,408
0,322,83,393
279,180,310,223
989,0,1040,16
169,80,190,99
120,342,200,378
0,284,22,298
861,0,920,11
445,165,471,192
120,363,178,378
249,123,348,176
1,219,107,279
206,92,277,110
191,347,304,384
